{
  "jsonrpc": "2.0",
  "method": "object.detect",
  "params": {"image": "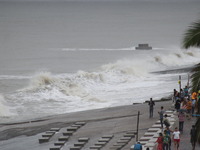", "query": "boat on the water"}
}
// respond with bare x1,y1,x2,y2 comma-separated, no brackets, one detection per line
135,44,152,50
